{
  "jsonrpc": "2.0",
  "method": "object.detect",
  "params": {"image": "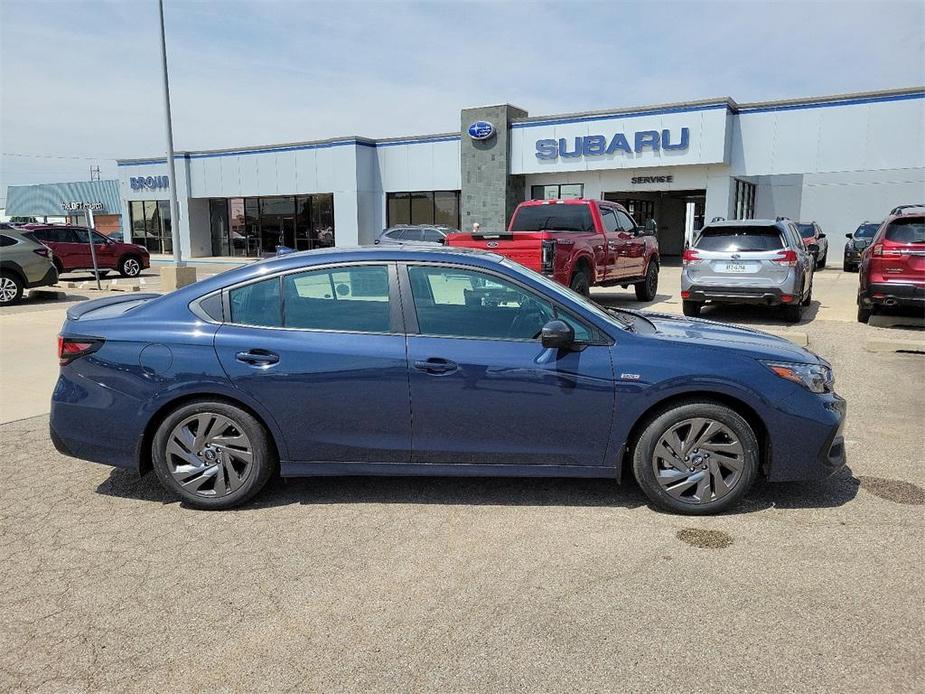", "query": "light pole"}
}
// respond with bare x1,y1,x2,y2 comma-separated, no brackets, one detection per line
158,0,183,265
